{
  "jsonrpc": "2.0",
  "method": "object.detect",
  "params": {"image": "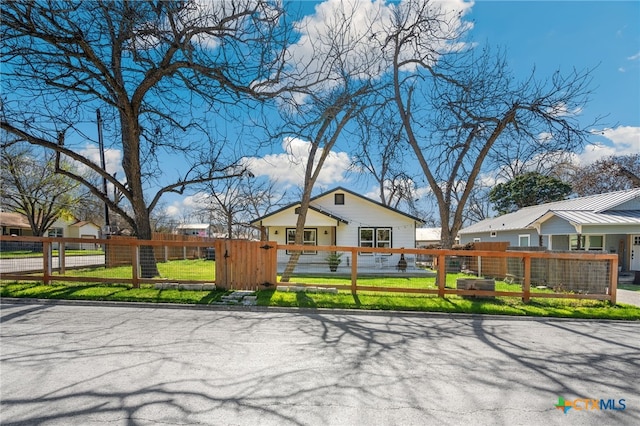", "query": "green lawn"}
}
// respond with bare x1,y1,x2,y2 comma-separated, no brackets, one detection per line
281,272,555,293
1,282,225,304
2,259,638,320
50,258,215,281
258,289,640,320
